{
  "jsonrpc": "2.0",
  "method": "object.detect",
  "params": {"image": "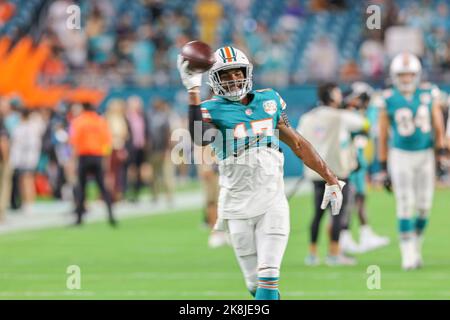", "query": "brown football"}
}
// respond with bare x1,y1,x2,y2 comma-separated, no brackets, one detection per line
180,40,216,73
